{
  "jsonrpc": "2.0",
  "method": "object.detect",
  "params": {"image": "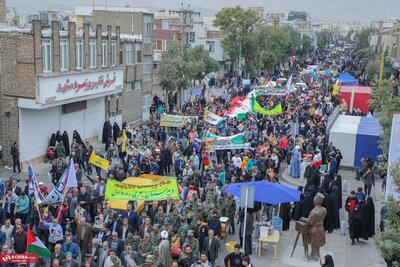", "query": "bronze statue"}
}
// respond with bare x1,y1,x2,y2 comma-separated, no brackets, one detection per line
300,192,327,260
